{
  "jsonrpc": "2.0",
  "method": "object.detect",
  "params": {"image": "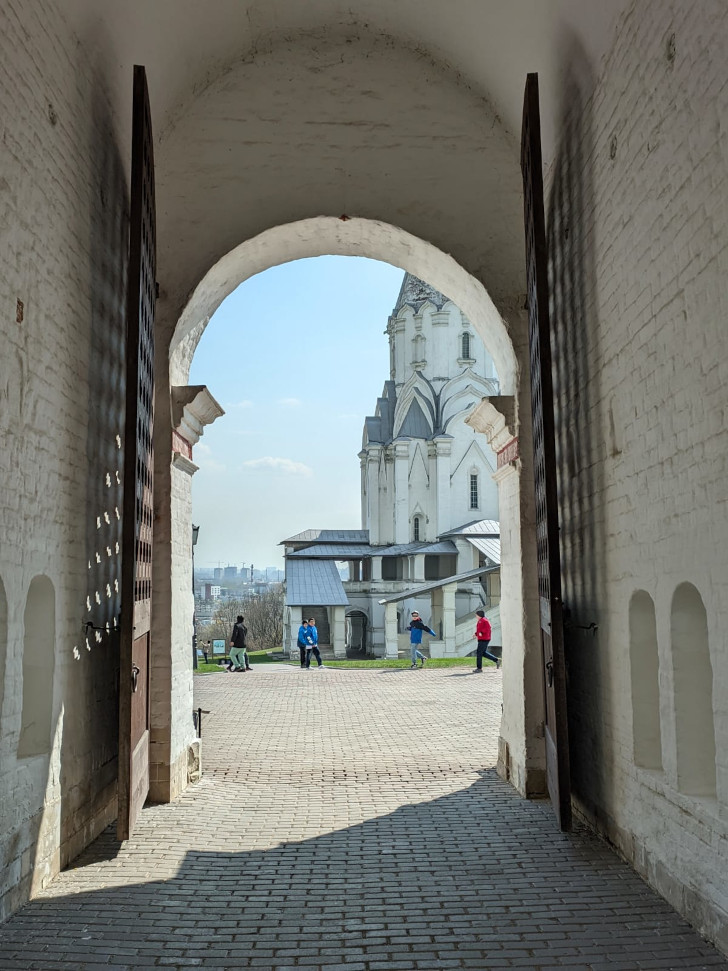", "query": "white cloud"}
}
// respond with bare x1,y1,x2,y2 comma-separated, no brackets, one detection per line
194,443,226,473
277,397,301,408
242,456,313,477
227,400,254,410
